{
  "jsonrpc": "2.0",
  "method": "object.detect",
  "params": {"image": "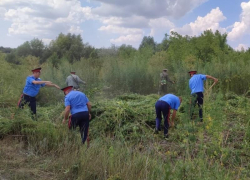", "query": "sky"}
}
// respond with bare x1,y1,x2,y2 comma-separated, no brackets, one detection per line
0,0,250,51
